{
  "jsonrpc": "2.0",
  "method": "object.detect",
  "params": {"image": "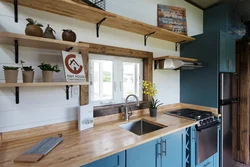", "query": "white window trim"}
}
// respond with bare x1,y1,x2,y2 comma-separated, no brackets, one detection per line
89,54,143,106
